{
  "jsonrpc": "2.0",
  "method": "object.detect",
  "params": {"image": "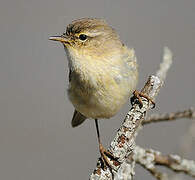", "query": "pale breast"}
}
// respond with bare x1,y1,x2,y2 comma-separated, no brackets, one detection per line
67,46,138,119
68,44,138,119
